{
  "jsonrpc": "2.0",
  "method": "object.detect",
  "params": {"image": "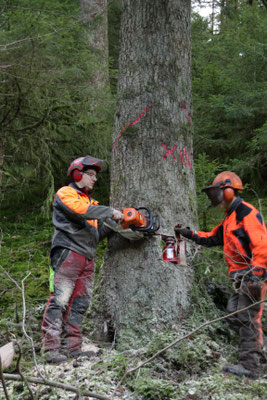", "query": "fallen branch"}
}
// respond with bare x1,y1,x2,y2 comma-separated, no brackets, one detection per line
114,298,267,395
2,373,79,397
0,355,10,400
15,341,35,400
2,373,111,400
